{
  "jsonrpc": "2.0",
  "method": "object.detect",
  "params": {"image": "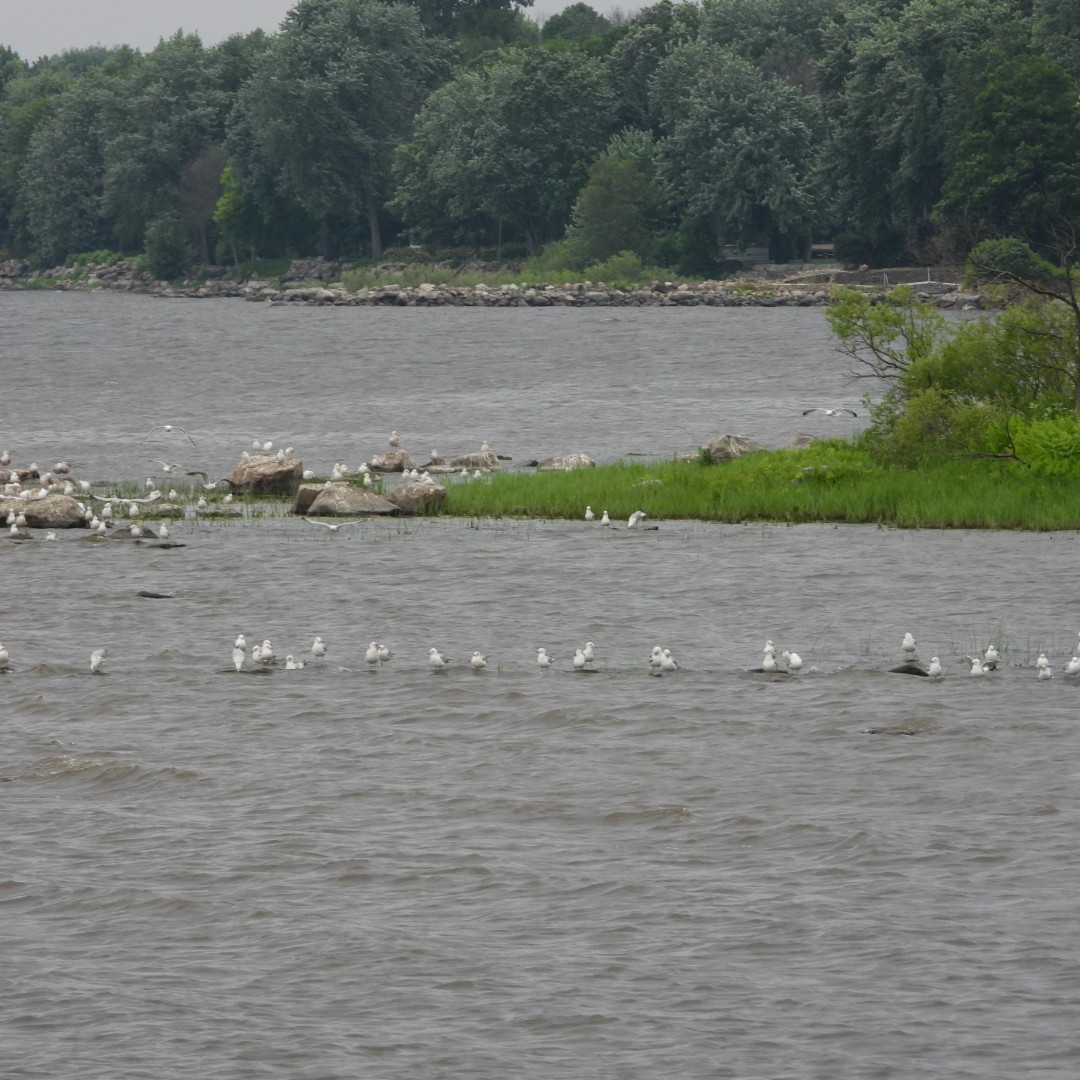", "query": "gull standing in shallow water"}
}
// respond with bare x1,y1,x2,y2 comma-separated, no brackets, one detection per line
600,511,611,527
572,649,587,671
470,651,487,671
537,648,553,671
781,650,802,671
584,506,594,522
902,632,918,661
928,657,943,678
1065,656,1080,676
627,510,647,529
428,647,449,672
90,647,108,674
964,655,991,676
231,646,245,673
311,636,327,662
